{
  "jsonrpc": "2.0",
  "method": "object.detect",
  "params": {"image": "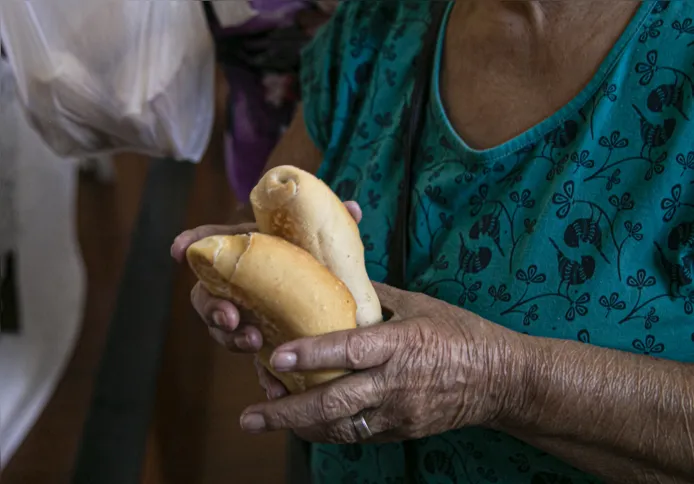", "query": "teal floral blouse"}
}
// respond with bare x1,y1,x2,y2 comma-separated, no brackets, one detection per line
299,1,694,482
